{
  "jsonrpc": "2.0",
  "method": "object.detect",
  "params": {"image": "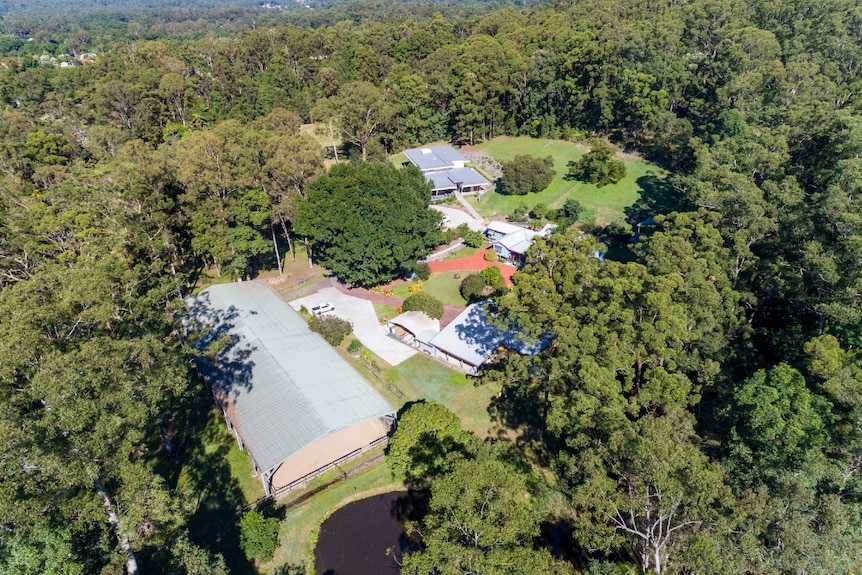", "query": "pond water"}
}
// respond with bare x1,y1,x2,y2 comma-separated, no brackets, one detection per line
314,490,427,575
